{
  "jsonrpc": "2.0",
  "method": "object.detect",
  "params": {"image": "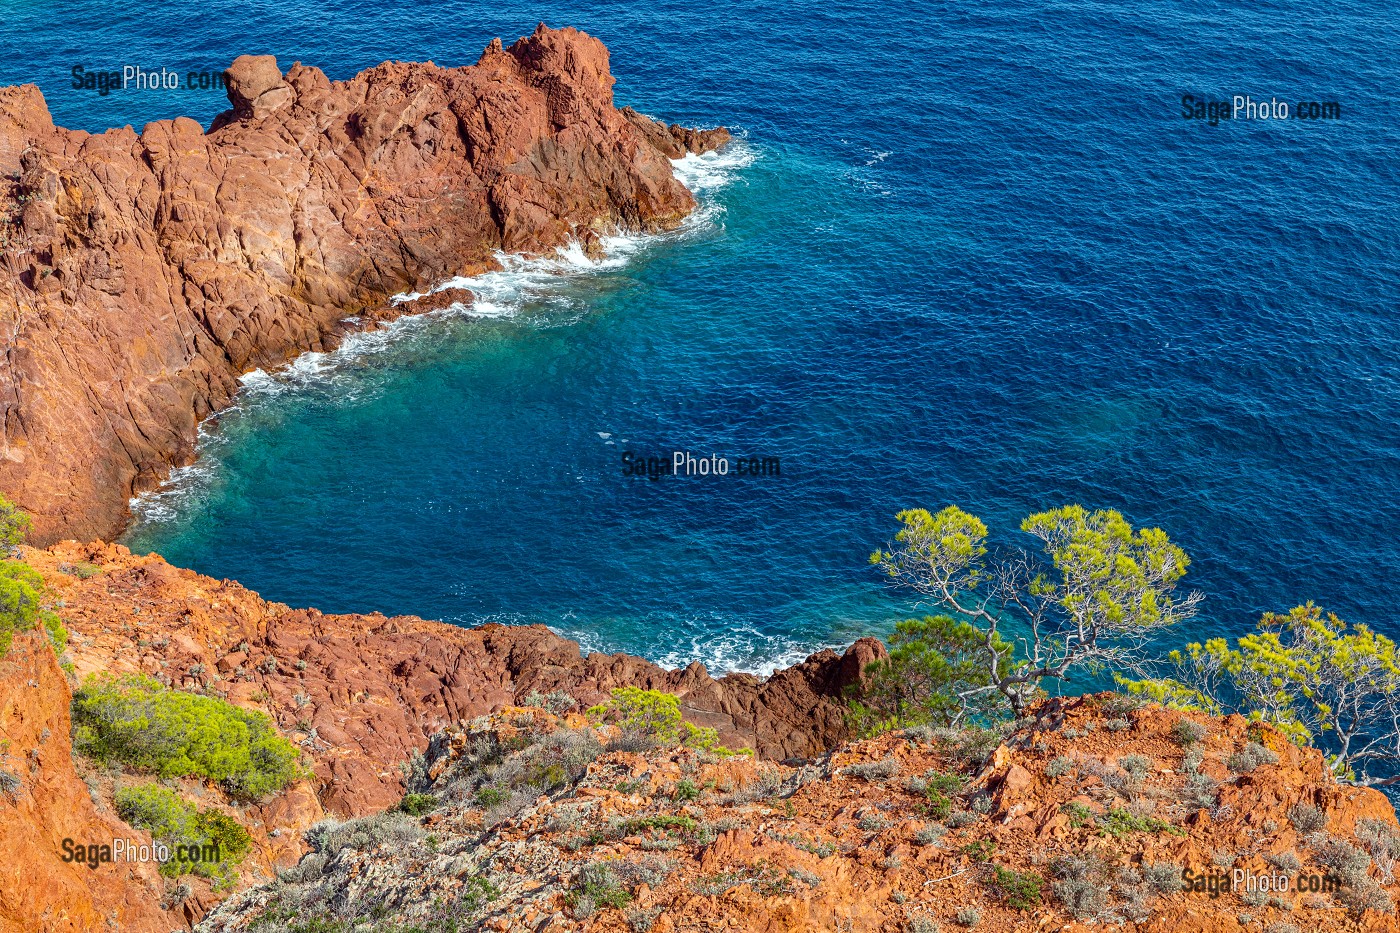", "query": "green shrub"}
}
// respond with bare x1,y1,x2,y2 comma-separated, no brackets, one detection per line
0,560,43,657
40,609,68,656
115,783,250,888
1062,802,1093,828
1097,807,1181,838
962,839,996,862
0,496,30,549
474,787,508,807
72,674,302,800
587,688,747,755
398,793,439,816
988,865,1043,910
